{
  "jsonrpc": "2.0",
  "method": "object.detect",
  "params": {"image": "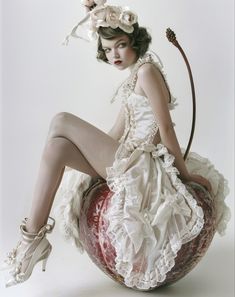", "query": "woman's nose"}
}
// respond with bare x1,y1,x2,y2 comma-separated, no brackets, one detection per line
112,48,120,58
